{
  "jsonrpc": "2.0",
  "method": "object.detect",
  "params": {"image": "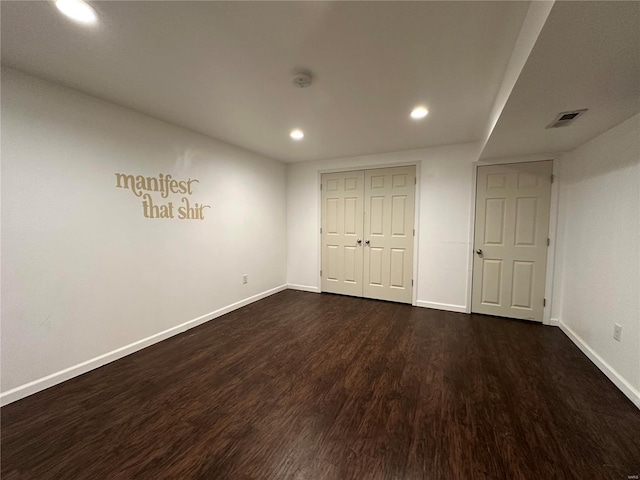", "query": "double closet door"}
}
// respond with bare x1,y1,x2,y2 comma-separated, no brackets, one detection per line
321,166,416,304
